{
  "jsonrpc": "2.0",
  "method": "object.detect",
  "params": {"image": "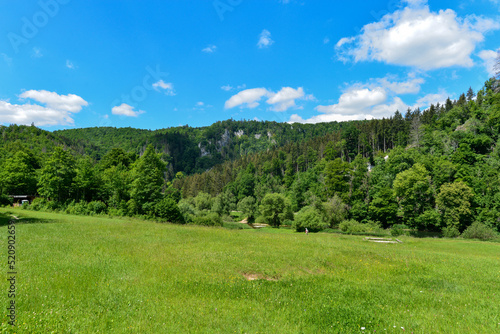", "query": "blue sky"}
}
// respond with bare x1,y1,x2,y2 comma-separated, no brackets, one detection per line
0,0,499,130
